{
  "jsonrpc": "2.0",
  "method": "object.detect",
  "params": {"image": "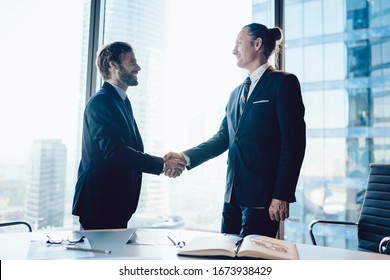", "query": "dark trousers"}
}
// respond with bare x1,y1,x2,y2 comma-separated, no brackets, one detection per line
221,191,279,237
